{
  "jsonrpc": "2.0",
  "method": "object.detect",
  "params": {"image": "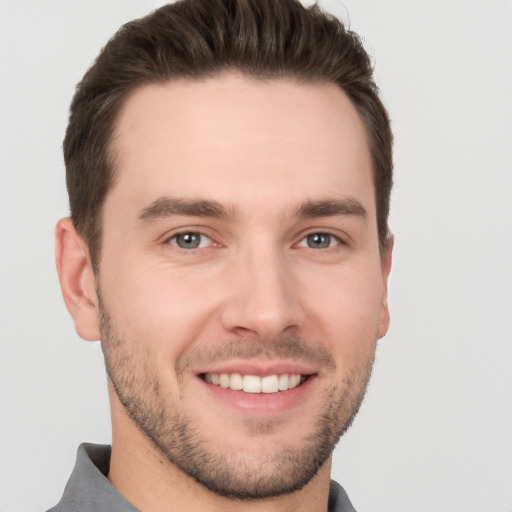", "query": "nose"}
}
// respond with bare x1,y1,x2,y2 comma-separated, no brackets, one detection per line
220,244,304,341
